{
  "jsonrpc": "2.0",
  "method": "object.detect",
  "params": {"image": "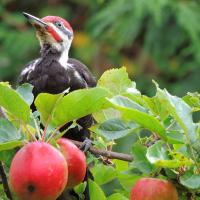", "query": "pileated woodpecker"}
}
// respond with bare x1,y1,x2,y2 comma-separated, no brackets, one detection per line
19,12,95,200
19,13,96,144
